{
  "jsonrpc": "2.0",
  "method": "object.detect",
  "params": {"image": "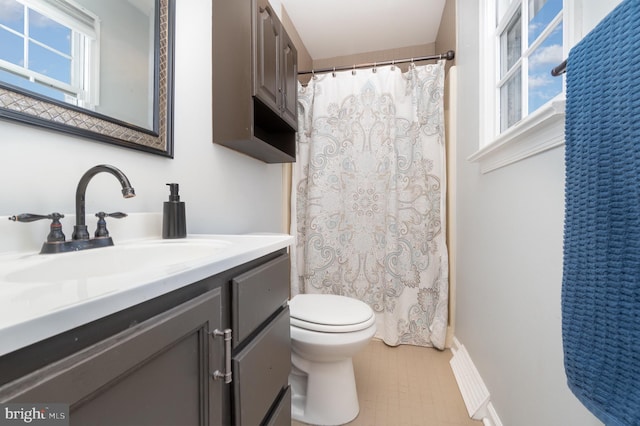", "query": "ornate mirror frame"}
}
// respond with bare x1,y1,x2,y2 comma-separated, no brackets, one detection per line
0,0,175,157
